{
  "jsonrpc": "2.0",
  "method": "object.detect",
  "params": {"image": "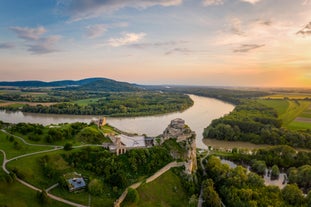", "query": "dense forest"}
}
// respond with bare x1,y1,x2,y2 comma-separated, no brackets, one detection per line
147,85,270,104
203,100,311,148
202,156,311,207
